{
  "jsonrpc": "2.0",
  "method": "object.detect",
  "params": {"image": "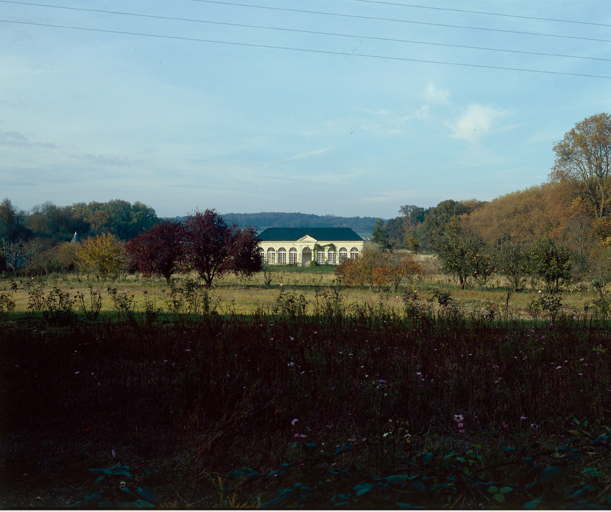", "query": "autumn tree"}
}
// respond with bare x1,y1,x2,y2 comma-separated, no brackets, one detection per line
550,113,611,220
372,252,426,292
181,209,262,287
335,248,424,291
125,221,184,284
76,233,126,278
463,186,556,245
